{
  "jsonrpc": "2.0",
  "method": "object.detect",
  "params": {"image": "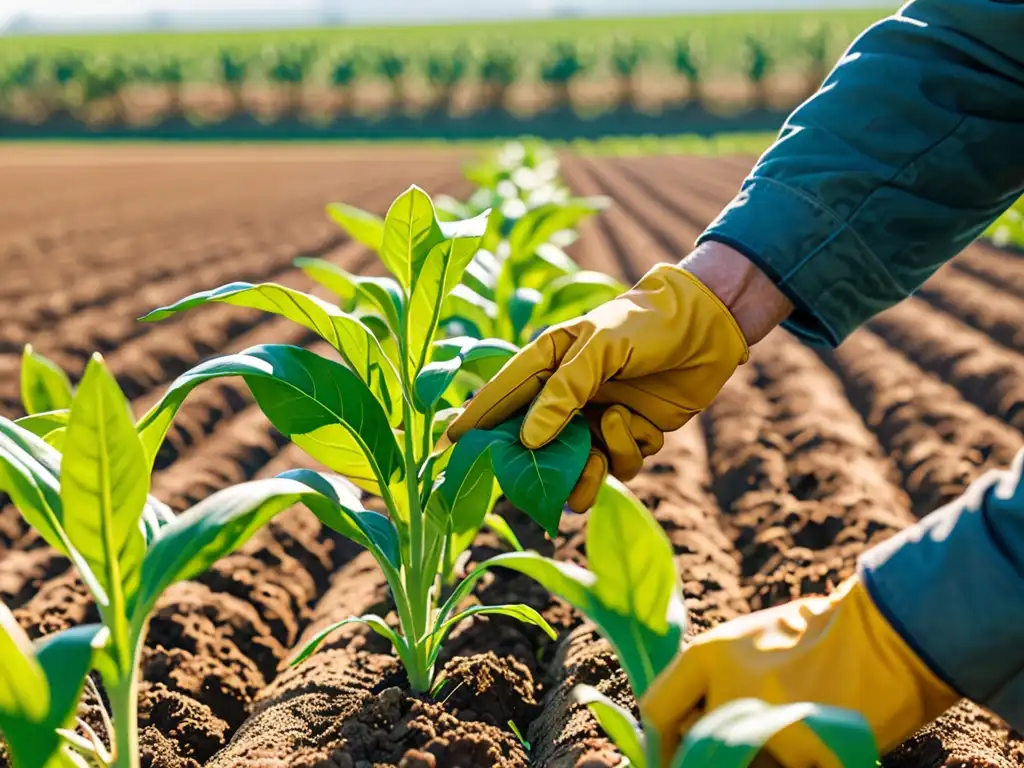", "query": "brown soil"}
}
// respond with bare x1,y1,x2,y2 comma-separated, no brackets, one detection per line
2,146,1023,767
